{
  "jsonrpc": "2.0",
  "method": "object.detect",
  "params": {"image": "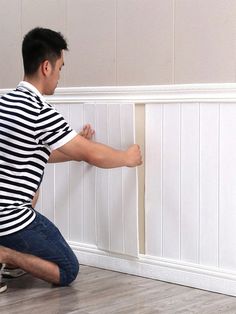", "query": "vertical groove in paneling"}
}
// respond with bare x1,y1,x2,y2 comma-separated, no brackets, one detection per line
107,105,112,252
83,103,96,245
195,102,200,264
179,103,182,259
145,104,163,257
96,103,110,251
82,103,85,243
198,103,201,265
68,103,84,243
217,103,221,268
121,166,125,253
108,104,123,253
199,103,220,267
217,101,236,270
120,104,125,254
162,103,181,260
121,103,138,256
108,169,111,252
94,104,98,247
81,107,85,244
94,105,98,247
107,104,111,252
181,103,200,263
161,103,164,257
162,104,180,259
